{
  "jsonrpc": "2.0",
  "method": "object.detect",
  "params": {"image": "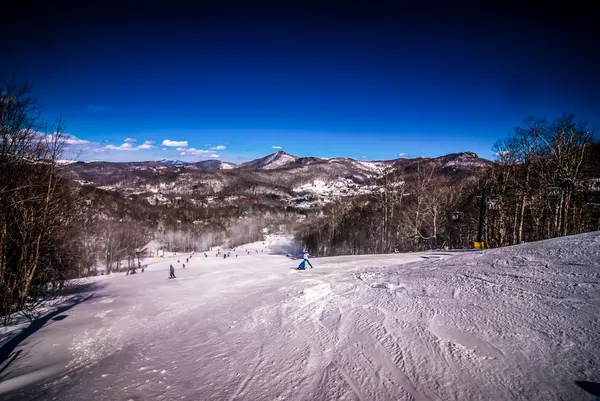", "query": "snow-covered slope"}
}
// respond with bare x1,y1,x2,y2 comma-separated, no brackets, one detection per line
3,233,598,400
192,160,237,170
